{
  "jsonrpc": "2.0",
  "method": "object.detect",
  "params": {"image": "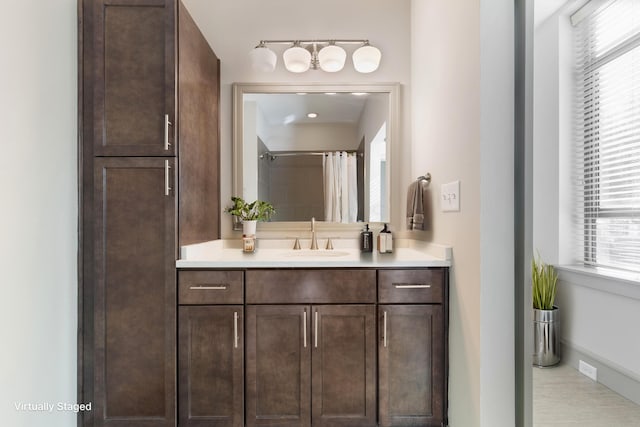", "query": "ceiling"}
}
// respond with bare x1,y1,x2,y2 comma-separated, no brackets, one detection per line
246,92,385,126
